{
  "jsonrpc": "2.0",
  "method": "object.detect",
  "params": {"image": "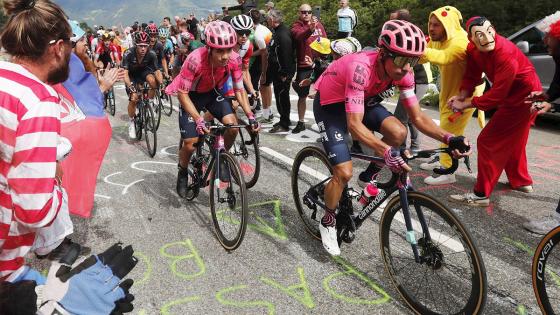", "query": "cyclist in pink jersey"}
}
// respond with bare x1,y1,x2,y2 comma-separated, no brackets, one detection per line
313,20,472,256
166,20,260,198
